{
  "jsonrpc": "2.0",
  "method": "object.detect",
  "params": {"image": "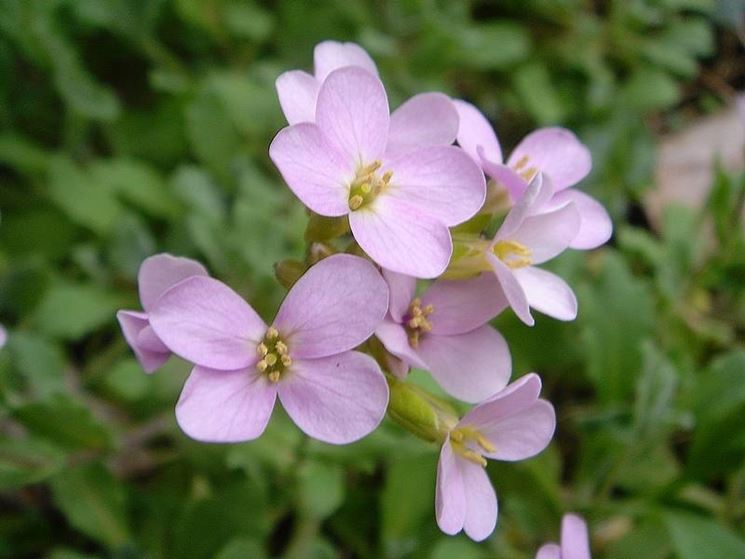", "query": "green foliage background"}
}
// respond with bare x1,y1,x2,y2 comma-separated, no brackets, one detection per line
1,0,744,557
